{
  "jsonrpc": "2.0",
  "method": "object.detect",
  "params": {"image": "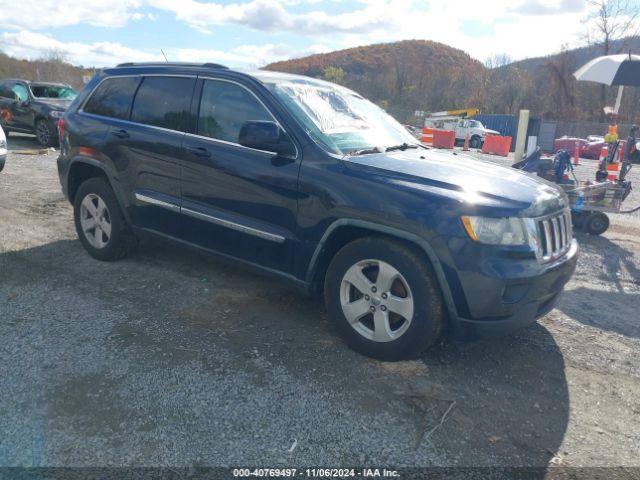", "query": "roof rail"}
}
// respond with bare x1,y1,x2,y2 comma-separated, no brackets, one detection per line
115,62,229,69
